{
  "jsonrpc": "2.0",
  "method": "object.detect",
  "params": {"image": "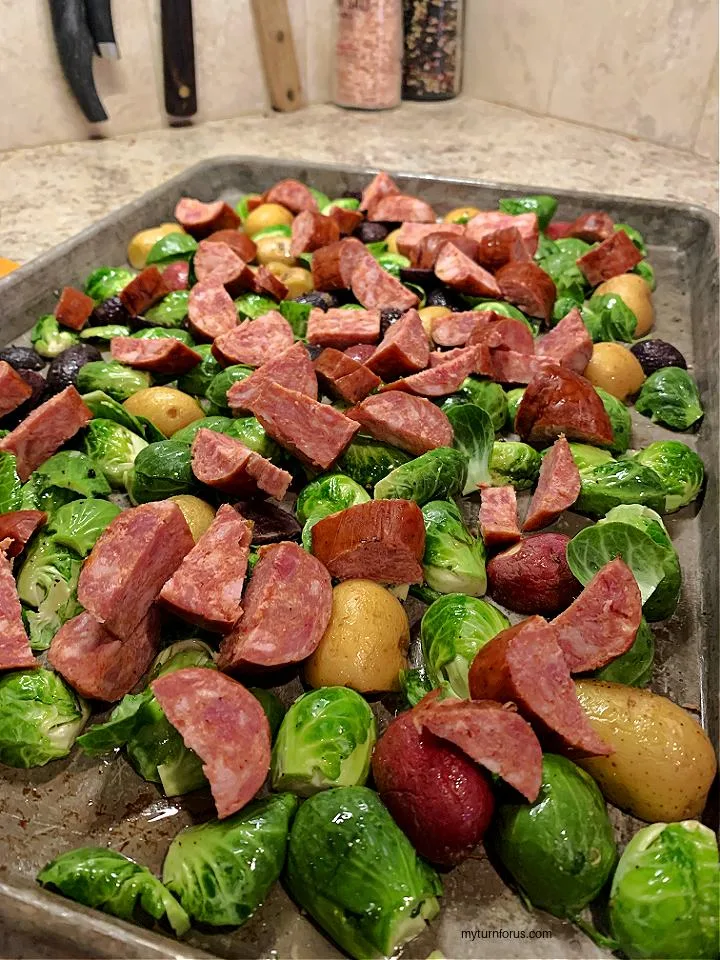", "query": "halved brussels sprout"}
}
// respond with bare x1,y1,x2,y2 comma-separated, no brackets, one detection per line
421,500,486,597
